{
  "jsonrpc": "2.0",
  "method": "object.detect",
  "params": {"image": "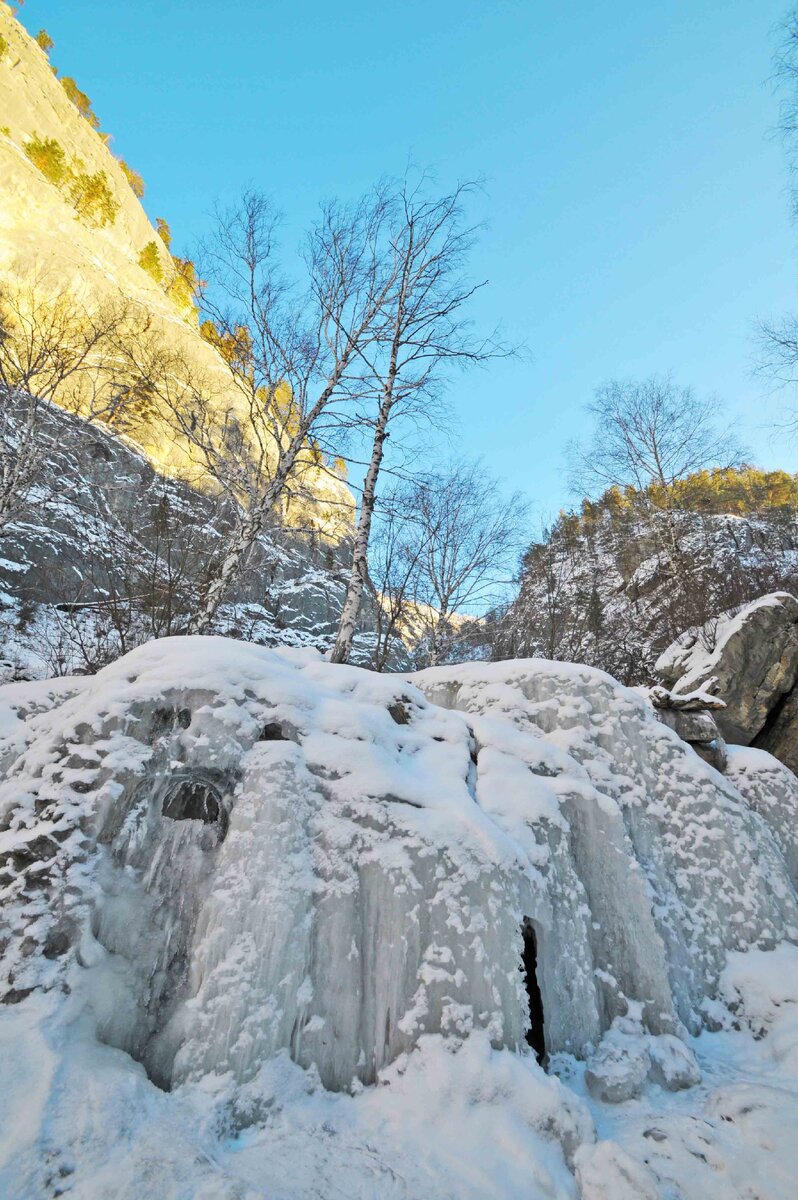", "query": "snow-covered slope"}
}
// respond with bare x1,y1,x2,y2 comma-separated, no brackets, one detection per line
1,642,797,1198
